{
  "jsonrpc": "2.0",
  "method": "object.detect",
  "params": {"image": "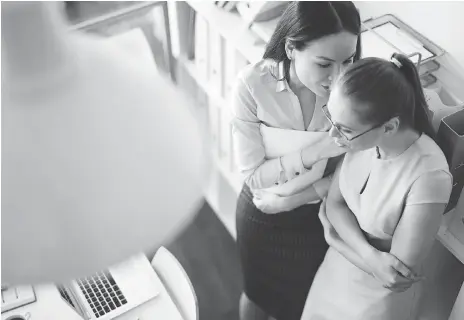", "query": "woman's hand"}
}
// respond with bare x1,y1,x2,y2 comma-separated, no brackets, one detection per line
315,135,347,160
362,247,424,292
321,198,424,292
253,190,295,214
301,135,347,169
